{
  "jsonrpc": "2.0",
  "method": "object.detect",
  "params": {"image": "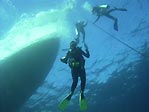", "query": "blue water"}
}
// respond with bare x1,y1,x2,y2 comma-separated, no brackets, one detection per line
0,0,149,112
